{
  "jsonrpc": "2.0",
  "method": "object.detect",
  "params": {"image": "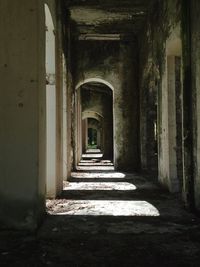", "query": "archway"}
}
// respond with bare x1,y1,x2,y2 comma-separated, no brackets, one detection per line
74,80,114,168
88,127,98,148
82,112,103,153
76,78,115,92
